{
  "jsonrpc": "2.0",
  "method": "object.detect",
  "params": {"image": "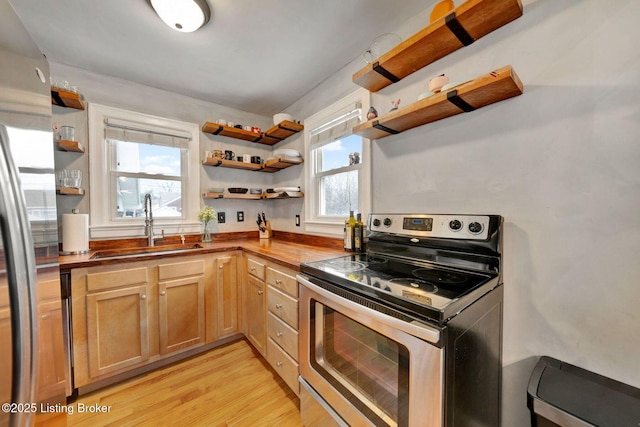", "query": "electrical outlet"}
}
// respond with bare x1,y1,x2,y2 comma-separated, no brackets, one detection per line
237,211,244,222
295,214,300,226
217,212,225,223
